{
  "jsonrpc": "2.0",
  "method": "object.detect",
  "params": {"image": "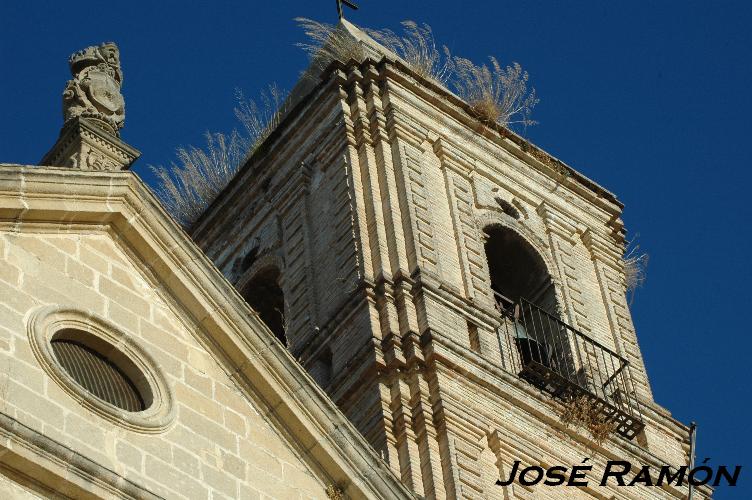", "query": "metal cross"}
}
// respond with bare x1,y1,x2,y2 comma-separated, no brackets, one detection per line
336,0,359,20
